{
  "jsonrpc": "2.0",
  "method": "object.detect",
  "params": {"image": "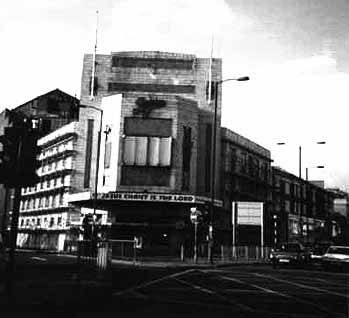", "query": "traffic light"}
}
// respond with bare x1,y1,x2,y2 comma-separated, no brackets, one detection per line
18,128,41,187
202,203,211,224
82,214,94,240
0,112,41,187
0,127,21,187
